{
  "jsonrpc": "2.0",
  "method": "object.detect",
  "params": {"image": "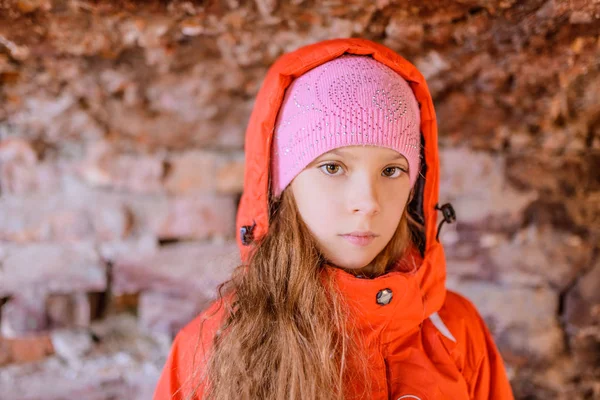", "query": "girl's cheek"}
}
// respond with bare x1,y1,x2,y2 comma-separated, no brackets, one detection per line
321,185,346,209
313,178,338,196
